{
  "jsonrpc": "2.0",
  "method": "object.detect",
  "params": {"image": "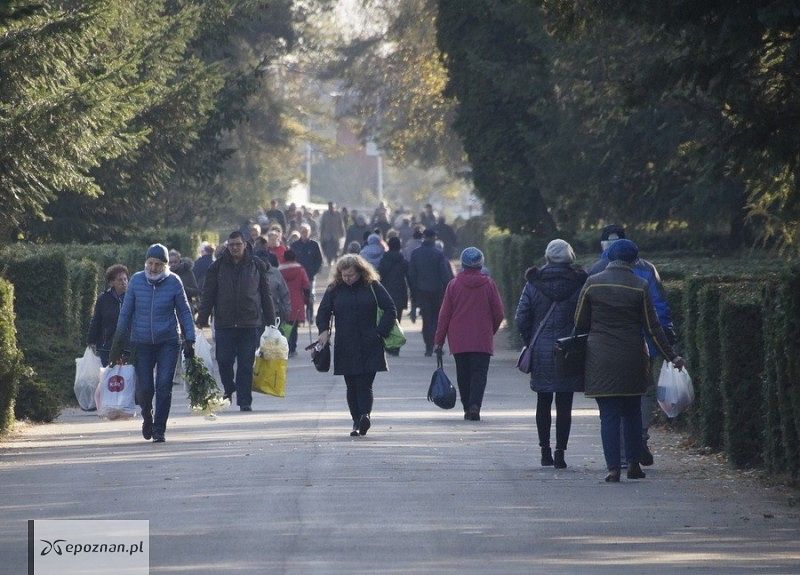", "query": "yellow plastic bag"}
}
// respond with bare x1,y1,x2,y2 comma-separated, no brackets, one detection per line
252,355,287,398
